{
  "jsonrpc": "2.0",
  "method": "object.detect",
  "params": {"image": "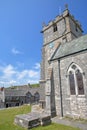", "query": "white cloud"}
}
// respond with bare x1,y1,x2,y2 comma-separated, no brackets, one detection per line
3,64,17,78
27,80,39,84
17,70,28,79
9,80,17,85
0,81,5,85
17,69,39,79
11,48,22,55
28,70,39,78
0,80,17,86
34,63,40,69
0,63,40,87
